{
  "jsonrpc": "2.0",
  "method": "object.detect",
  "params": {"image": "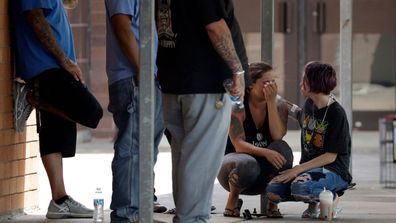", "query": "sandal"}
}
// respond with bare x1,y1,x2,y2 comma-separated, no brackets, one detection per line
223,199,243,217
332,207,342,219
266,209,283,218
223,208,240,217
